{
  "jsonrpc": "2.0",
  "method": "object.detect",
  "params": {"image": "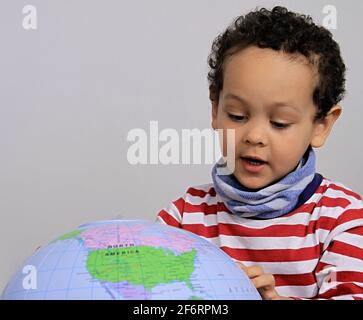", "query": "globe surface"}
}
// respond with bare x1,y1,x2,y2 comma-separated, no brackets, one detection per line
2,219,261,300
